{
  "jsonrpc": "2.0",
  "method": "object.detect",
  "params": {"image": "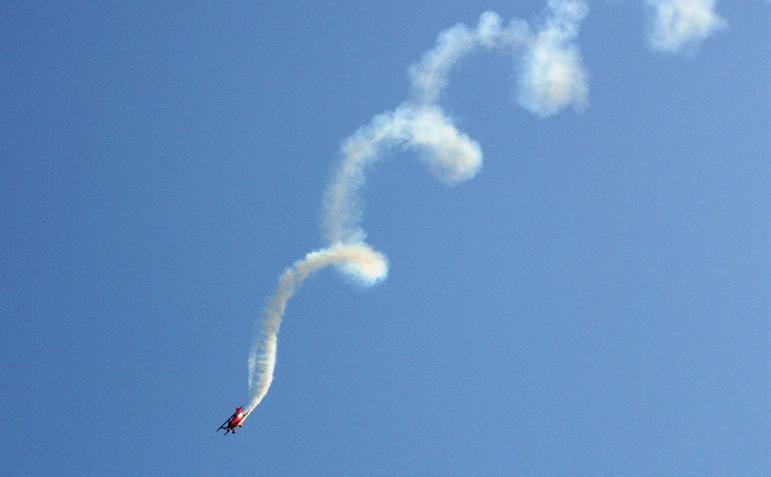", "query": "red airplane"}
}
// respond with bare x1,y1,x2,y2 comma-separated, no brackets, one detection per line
218,406,248,435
